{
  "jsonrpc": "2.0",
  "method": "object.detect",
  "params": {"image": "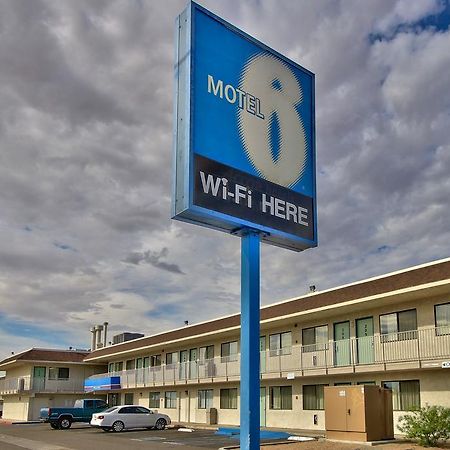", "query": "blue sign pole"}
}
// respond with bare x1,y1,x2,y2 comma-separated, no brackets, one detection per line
240,229,261,450
173,4,316,443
